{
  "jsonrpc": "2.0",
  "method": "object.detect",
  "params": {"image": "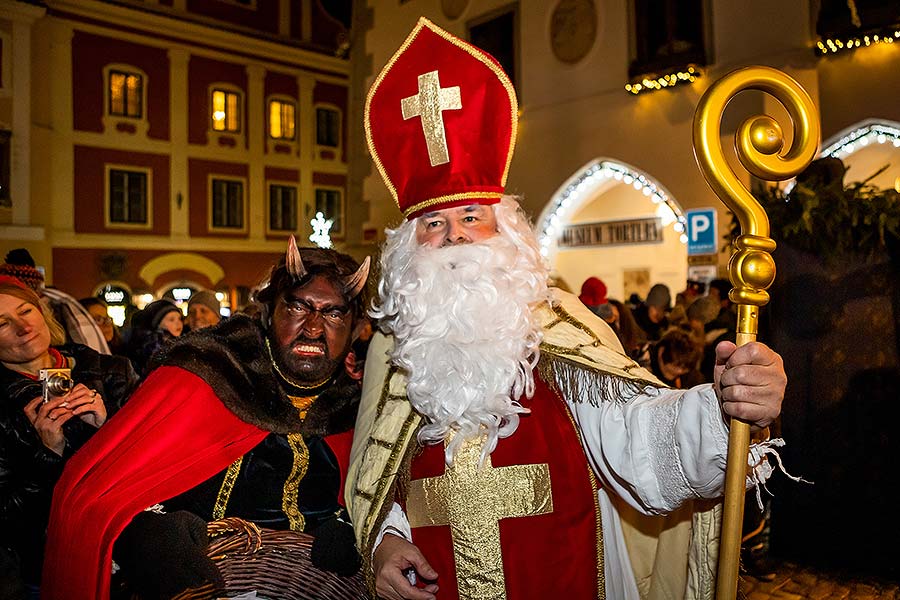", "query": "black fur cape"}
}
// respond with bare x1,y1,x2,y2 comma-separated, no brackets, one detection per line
148,314,360,437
